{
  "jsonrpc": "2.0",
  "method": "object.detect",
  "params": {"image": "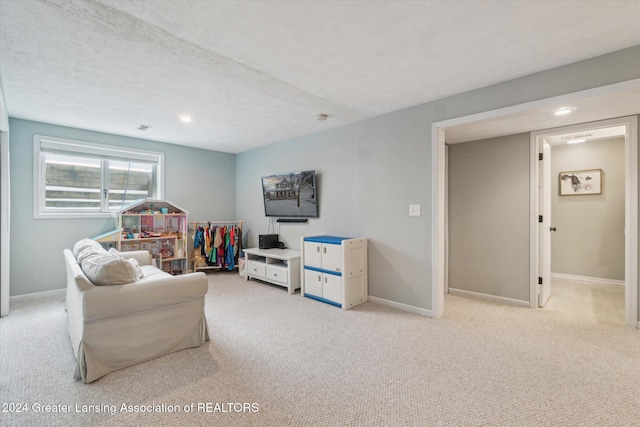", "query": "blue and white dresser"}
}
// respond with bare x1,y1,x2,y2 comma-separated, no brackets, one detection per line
301,235,368,309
